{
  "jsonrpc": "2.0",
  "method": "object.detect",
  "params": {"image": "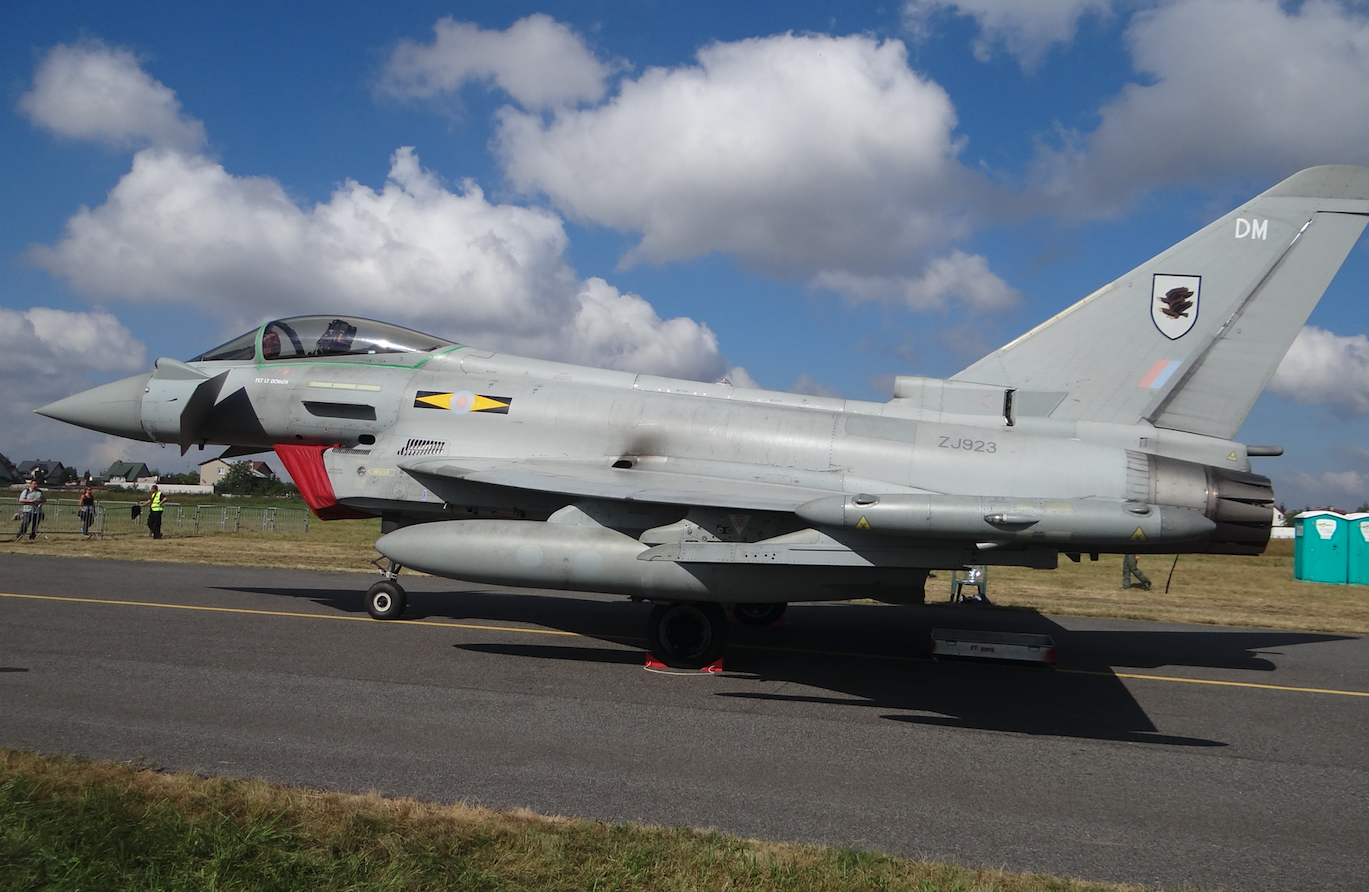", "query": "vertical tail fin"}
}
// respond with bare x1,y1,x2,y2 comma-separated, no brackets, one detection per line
955,166,1369,438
